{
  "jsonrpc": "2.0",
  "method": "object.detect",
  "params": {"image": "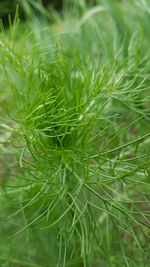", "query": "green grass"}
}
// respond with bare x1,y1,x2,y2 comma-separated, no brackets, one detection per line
0,0,150,266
